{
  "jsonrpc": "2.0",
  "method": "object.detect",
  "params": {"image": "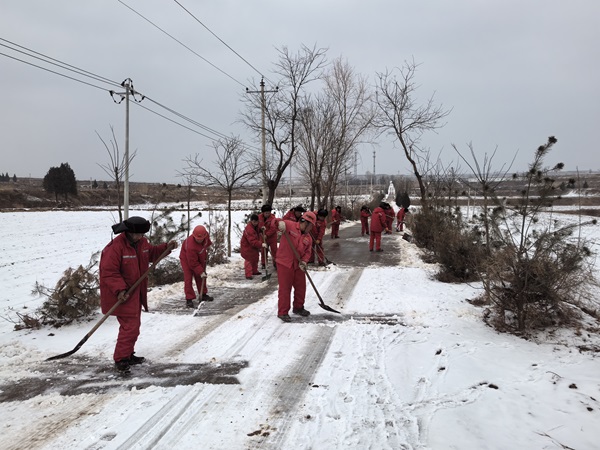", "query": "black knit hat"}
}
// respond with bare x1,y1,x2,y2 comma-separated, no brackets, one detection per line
112,216,151,234
294,205,306,213
250,214,259,221
261,204,272,212
317,209,328,218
